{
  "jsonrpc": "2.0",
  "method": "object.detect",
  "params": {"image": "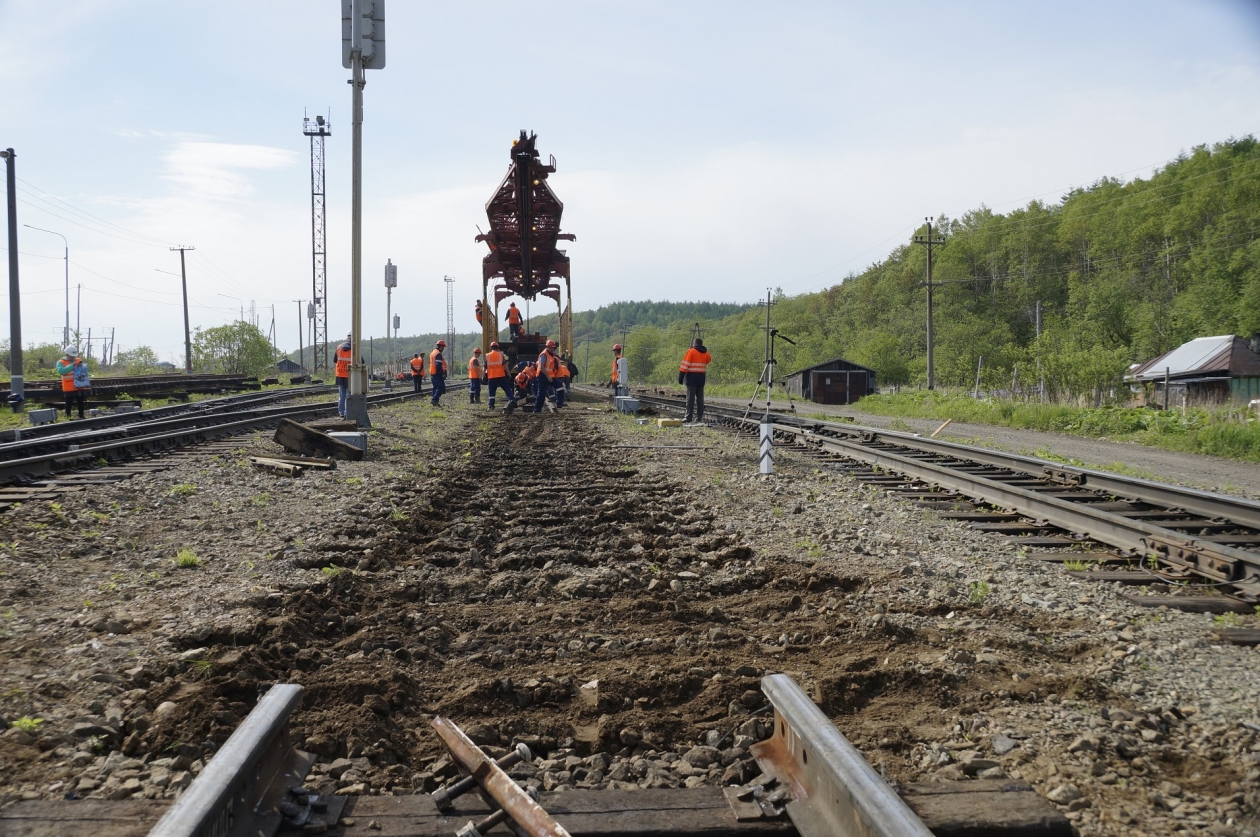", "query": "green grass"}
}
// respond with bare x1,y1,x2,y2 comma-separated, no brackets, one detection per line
968,580,991,604
169,483,197,497
854,392,1260,463
173,549,201,569
10,716,43,733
